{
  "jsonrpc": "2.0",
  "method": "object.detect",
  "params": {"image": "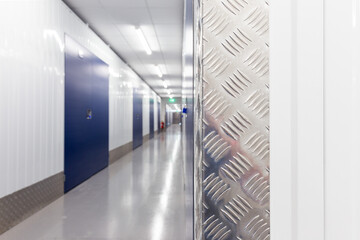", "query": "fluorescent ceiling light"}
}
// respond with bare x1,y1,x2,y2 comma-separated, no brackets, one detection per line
135,26,152,55
155,65,163,78
109,67,121,78
163,80,168,88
